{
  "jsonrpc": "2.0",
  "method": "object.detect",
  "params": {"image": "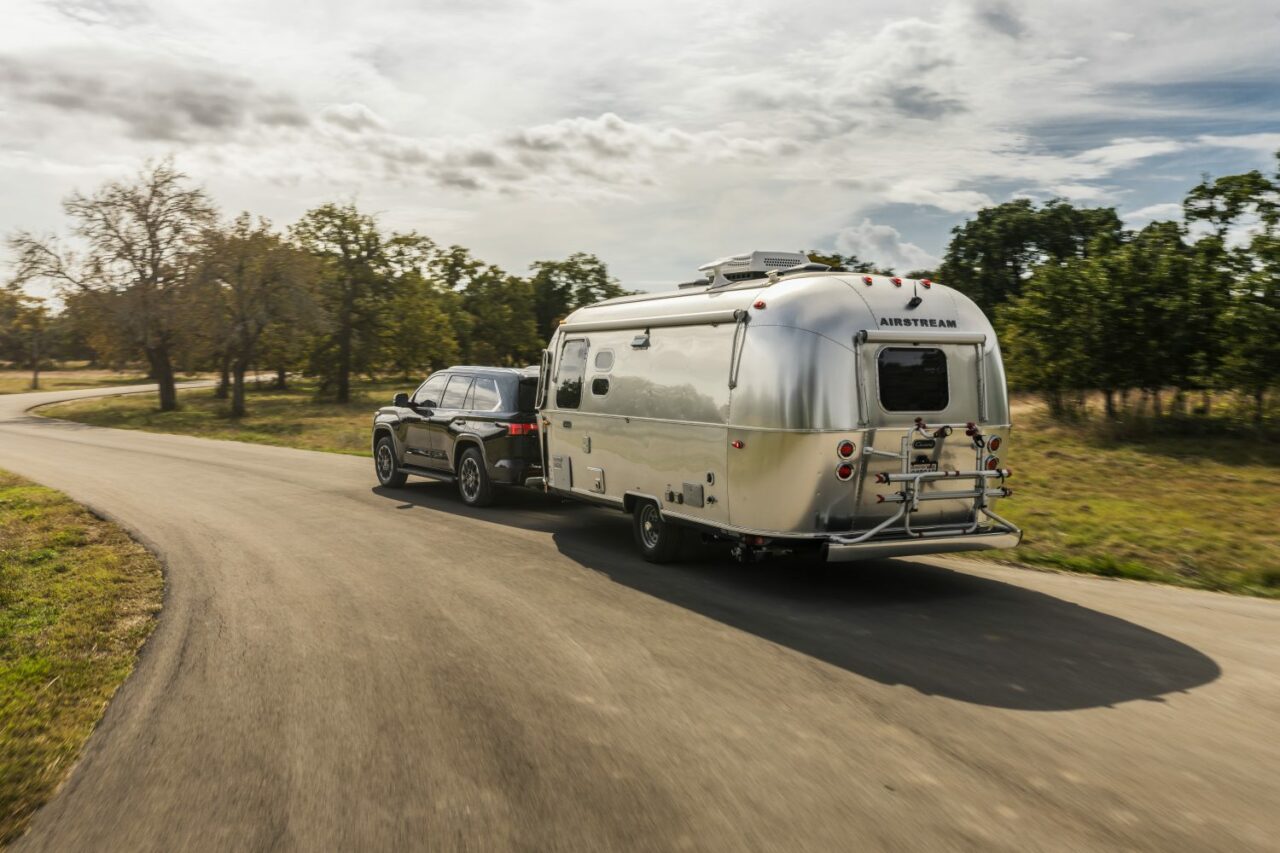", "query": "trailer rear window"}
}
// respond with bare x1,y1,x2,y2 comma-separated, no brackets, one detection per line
878,347,949,412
